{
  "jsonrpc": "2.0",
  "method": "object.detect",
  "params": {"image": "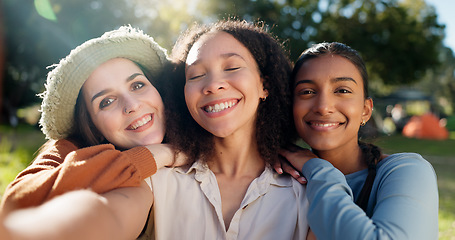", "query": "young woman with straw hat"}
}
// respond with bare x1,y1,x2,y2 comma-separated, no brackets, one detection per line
0,25,186,239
